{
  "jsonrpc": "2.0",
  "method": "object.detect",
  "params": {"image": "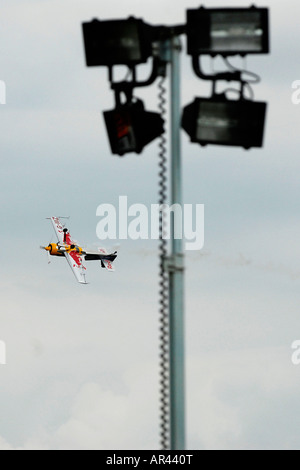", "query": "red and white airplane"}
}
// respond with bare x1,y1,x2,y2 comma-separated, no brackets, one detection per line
40,216,117,284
